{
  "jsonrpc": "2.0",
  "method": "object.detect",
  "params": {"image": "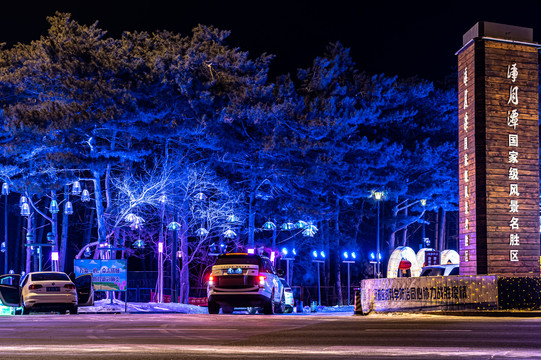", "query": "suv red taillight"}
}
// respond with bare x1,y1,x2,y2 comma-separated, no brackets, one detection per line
259,275,266,287
28,284,42,290
64,284,76,290
208,275,214,286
